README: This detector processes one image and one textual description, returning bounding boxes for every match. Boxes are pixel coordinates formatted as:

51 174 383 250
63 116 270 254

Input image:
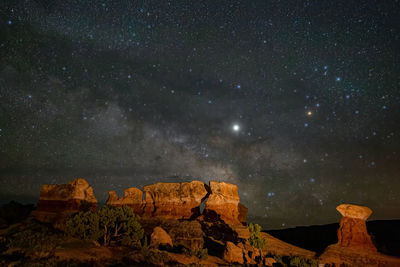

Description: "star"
232 124 240 132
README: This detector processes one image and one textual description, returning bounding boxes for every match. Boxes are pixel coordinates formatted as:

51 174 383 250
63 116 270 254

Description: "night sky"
1 0 399 229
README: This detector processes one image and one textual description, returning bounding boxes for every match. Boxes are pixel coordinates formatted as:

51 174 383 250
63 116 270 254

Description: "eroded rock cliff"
142 181 208 219
32 178 97 224
203 181 247 225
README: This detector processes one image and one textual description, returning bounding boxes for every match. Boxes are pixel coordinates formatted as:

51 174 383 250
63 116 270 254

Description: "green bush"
181 247 208 260
65 211 102 241
248 223 267 249
9 222 61 257
66 205 144 246
193 248 208 260
272 255 318 267
0 201 34 225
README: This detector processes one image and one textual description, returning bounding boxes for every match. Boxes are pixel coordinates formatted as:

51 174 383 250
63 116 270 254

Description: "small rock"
223 241 244 264
150 226 173 248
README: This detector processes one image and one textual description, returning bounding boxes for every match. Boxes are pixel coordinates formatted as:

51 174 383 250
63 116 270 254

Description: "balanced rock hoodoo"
336 204 376 251
319 204 400 267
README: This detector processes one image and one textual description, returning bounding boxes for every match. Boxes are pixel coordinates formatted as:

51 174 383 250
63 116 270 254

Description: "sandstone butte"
32 178 97 224
107 180 247 225
32 178 330 265
319 203 400 267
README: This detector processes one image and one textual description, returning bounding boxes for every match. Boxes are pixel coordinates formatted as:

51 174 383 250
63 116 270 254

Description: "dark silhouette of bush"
9 222 61 258
0 201 34 226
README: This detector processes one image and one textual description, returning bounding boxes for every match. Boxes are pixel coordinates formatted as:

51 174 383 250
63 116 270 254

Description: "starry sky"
1 0 399 229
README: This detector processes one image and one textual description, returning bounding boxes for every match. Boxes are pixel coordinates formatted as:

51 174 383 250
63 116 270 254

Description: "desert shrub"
193 248 208 260
181 247 208 260
66 210 102 242
9 222 61 257
272 255 318 267
0 201 34 225
248 223 267 249
66 205 144 246
141 247 169 265
98 205 144 246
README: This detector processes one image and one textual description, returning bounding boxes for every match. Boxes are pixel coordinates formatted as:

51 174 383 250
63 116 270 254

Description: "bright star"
233 124 240 132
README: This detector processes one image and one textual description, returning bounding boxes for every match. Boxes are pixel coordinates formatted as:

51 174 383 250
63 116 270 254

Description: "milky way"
1 0 399 228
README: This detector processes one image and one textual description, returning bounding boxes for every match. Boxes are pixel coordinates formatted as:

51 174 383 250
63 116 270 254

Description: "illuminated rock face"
203 181 247 225
107 188 144 215
335 204 376 251
33 178 97 223
318 204 400 267
109 180 248 225
142 181 208 219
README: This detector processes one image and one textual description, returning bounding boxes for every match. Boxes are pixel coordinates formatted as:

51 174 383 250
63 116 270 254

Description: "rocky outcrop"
150 226 173 249
142 181 208 219
223 241 244 264
319 204 400 267
335 204 376 251
107 188 144 215
141 218 204 250
108 181 247 225
203 181 247 225
32 178 97 224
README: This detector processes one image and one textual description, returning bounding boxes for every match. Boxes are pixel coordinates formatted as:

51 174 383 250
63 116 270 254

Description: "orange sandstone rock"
204 181 247 225
142 181 208 219
32 178 97 224
335 204 376 251
150 226 173 248
319 204 400 267
106 188 144 215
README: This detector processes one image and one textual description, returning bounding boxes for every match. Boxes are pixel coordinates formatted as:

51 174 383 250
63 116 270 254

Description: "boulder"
264 257 276 266
106 188 144 215
32 178 97 224
141 218 204 250
142 181 208 219
223 241 244 264
150 226 173 248
204 181 247 225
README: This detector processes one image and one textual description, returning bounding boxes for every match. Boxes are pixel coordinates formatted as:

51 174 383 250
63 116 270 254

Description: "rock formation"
203 181 247 225
107 180 247 225
150 226 173 249
319 203 400 267
32 178 97 224
336 204 376 251
107 188 144 215
142 181 208 219
223 241 244 264
141 218 204 250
